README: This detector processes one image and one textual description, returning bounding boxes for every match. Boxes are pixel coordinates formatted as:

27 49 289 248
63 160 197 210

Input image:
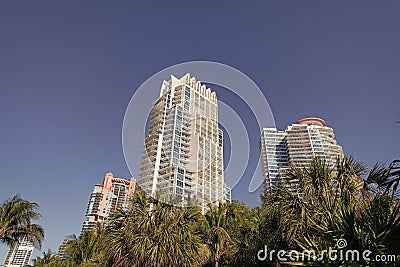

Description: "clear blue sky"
1 0 399 260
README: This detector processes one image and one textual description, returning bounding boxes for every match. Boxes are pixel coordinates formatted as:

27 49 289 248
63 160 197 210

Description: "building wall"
2 237 34 267
81 173 136 232
260 118 343 196
260 128 289 192
57 237 69 260
138 74 230 212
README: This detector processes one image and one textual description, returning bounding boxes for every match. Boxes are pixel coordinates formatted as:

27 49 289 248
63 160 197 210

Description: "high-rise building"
260 117 343 195
2 237 34 267
57 238 68 260
138 74 230 212
57 236 75 260
260 128 289 193
81 172 136 232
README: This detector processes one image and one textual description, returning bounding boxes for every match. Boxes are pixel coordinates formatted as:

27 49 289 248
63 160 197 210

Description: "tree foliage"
0 195 44 249
32 157 400 267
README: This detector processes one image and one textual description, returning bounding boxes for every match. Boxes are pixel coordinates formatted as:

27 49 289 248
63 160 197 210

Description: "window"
185 86 191 94
176 187 183 195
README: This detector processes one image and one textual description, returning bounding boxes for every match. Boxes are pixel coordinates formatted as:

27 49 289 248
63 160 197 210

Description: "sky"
1 0 399 261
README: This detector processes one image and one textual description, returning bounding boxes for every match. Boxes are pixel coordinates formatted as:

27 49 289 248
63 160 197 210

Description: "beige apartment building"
260 118 343 196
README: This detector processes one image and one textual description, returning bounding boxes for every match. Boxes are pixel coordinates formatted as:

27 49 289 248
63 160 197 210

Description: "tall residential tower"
81 172 136 232
2 237 34 267
260 118 343 195
138 74 230 211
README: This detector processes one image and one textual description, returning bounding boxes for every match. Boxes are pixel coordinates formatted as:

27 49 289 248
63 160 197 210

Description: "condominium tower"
138 74 230 211
81 172 136 232
260 117 343 194
2 237 34 267
57 237 69 260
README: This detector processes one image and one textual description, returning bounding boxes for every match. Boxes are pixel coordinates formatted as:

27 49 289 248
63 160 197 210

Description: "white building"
261 118 343 195
260 128 289 192
2 237 34 267
138 74 230 212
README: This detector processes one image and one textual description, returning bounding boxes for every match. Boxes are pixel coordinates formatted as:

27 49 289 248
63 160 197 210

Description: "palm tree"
32 249 61 267
380 159 400 197
203 201 245 267
0 195 44 249
104 191 206 267
221 203 265 267
64 224 109 267
272 157 400 266
261 185 308 266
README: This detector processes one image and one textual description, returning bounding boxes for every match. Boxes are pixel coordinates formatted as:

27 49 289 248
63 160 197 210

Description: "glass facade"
81 173 136 232
260 118 343 196
138 74 230 212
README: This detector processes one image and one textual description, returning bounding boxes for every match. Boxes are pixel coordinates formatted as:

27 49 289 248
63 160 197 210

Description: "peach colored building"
81 172 136 232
